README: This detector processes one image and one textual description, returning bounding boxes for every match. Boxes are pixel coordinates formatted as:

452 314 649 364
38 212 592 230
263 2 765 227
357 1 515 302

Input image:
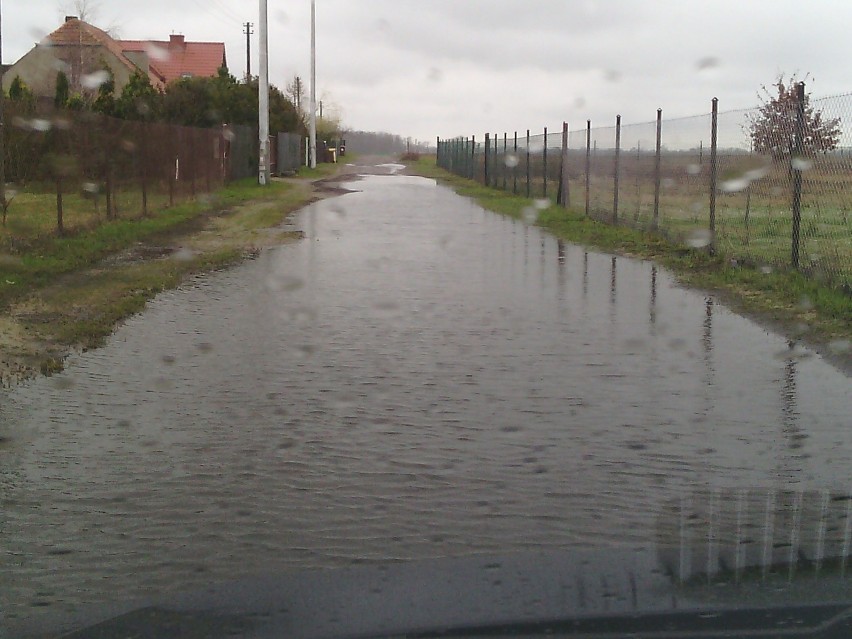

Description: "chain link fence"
438 89 852 291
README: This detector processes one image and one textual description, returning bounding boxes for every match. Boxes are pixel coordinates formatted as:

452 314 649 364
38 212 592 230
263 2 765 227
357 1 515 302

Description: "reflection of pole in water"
702 297 713 360
557 239 565 264
778 352 803 484
582 251 589 299
649 265 657 328
609 256 617 306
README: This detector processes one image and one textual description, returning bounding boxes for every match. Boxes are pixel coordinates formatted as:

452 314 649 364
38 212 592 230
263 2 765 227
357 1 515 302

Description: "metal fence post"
613 114 621 225
502 132 507 191
526 129 531 198
513 131 518 194
585 120 591 217
791 82 805 269
543 126 548 199
471 135 476 180
653 108 662 229
484 132 490 186
559 121 569 208
709 97 718 248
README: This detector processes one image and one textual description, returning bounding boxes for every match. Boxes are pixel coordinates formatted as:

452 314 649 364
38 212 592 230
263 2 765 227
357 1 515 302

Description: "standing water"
2 167 851 630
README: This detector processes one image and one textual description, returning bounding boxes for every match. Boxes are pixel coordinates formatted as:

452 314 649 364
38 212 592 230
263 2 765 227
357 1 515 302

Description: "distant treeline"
342 130 412 155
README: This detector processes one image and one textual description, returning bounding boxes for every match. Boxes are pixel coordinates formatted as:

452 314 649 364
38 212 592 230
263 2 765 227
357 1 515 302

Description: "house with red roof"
2 16 227 100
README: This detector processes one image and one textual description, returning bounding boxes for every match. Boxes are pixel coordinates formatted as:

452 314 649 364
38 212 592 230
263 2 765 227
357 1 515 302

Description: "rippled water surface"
2 169 851 628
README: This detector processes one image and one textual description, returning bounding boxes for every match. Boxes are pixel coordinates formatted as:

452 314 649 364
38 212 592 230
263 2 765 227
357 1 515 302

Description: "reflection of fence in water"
656 488 852 583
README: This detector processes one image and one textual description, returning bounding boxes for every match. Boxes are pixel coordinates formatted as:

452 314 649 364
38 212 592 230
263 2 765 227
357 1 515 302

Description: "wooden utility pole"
244 22 254 81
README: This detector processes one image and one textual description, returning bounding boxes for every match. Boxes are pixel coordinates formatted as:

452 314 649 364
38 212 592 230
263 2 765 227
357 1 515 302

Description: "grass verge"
0 171 336 383
411 156 851 366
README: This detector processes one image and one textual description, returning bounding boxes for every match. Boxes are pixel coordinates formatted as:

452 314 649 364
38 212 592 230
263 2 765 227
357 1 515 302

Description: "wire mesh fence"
438 88 852 291
1 102 256 237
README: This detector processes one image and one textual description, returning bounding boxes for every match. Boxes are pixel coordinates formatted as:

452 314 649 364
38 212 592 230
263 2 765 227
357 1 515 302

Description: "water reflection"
1 172 850 628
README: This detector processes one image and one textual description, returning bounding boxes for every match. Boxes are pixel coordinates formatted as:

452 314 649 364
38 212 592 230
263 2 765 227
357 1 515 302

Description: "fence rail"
438 87 852 291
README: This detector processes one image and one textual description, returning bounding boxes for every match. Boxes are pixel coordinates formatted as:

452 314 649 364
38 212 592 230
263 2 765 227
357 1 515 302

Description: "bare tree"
286 75 303 113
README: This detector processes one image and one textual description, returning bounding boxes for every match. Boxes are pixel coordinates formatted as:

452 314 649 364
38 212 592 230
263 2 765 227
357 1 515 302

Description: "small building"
2 16 226 99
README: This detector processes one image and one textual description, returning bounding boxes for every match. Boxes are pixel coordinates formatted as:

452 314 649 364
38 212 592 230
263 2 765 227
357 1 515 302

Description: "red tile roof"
46 17 147 80
119 35 226 84
44 19 225 88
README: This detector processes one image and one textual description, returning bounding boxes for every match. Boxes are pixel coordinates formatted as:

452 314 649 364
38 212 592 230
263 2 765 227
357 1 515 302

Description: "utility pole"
319 100 323 120
0 0 6 216
309 0 317 169
243 22 254 81
258 1 269 184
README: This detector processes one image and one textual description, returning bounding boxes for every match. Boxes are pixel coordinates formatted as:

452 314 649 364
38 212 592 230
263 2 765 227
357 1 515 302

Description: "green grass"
412 155 852 345
0 179 290 309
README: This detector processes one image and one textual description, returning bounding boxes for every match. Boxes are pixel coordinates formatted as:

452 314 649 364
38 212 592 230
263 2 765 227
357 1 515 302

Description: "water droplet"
31 119 52 133
504 154 519 168
295 344 317 358
760 265 773 274
744 166 769 181
427 67 443 83
82 182 99 196
721 177 750 193
797 296 813 311
685 229 713 248
172 247 195 262
222 128 236 142
691 201 704 213
686 164 701 175
51 377 75 390
196 342 214 353
774 344 813 361
330 205 346 218
81 70 110 90
533 198 550 211
275 10 290 24
161 354 176 365
770 186 784 197
266 274 304 293
145 43 171 62
827 339 850 355
662 178 675 189
521 207 538 224
696 56 719 71
791 157 813 171
604 69 621 82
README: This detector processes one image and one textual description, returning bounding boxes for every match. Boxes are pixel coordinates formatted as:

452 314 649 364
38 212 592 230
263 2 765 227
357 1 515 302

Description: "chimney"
169 34 186 49
65 15 78 22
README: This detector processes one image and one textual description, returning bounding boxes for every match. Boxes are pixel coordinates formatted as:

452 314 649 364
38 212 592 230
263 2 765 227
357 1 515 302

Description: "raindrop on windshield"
81 70 110 90
720 177 750 193
172 248 196 262
827 339 850 355
504 154 519 168
144 43 171 62
686 164 701 175
685 229 713 248
791 157 813 171
696 56 719 70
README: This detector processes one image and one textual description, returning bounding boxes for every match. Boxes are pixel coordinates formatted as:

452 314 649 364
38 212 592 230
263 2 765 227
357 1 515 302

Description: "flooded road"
2 166 851 632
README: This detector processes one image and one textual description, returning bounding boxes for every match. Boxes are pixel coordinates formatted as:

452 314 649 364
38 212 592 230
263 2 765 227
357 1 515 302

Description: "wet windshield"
1 2 851 638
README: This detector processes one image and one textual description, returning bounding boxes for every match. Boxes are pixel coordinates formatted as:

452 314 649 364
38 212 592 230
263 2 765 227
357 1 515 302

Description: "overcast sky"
5 0 852 143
